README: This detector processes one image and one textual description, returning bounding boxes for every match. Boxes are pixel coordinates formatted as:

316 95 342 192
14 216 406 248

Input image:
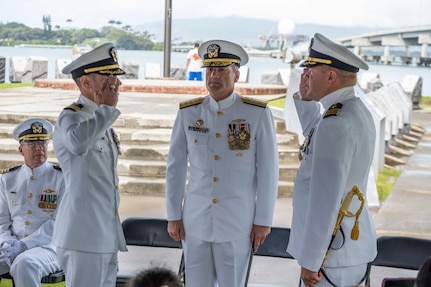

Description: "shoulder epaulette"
53 165 62 171
0 165 22 174
241 97 267 108
64 102 84 112
179 97 205 109
323 103 343 118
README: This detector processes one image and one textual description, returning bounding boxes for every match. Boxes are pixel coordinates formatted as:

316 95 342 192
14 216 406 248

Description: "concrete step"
278 145 300 164
120 144 170 160
117 159 298 182
118 176 294 198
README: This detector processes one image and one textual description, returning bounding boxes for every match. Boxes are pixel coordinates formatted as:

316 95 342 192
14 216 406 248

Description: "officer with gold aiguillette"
287 33 377 287
0 118 64 286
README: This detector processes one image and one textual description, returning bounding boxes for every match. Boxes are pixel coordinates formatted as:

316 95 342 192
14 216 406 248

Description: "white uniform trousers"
183 236 251 287
57 247 118 287
300 263 369 287
8 247 61 287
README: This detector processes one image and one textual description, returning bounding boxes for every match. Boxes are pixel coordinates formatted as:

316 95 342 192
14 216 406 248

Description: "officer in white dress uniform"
0 118 63 286
287 33 377 287
52 43 127 287
166 40 279 287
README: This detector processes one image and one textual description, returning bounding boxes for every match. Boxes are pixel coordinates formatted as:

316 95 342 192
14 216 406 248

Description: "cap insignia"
207 44 220 59
308 38 314 53
31 122 43 134
110 47 118 63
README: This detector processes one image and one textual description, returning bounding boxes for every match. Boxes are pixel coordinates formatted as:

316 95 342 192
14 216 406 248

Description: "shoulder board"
0 165 22 174
64 102 84 112
241 97 267 108
323 103 343 118
179 97 205 109
52 165 62 171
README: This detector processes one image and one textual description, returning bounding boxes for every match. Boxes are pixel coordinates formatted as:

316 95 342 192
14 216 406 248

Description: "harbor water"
1 46 431 95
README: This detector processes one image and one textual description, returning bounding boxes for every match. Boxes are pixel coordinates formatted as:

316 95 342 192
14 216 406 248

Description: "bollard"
122 62 139 79
0 56 5 83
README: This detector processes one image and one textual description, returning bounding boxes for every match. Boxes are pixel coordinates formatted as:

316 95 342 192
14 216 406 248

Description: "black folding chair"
245 227 293 286
116 217 183 287
365 235 431 287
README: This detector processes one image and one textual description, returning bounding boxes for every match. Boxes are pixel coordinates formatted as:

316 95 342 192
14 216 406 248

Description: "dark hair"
416 256 431 287
194 43 199 47
127 267 182 287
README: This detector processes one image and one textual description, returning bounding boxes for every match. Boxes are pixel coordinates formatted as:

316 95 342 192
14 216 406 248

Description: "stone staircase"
0 112 301 198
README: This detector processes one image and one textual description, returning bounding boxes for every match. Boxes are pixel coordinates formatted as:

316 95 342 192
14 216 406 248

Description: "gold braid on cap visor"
18 134 50 141
84 64 122 74
202 58 241 67
304 57 332 65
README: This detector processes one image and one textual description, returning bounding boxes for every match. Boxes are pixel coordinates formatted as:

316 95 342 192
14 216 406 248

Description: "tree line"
0 19 162 51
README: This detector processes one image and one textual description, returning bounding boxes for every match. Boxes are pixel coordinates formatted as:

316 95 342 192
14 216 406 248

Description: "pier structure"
337 25 431 66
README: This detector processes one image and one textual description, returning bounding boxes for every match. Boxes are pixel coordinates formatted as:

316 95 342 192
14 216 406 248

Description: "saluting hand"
94 75 121 107
300 68 312 101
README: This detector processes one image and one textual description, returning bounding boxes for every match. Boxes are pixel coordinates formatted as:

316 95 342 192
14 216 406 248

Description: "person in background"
415 256 431 287
166 39 279 287
0 118 64 286
287 33 377 287
185 42 203 81
52 42 127 287
126 266 183 287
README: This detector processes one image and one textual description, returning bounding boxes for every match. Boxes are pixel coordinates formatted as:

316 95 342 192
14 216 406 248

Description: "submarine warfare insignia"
228 120 251 150
188 119 208 133
299 127 315 161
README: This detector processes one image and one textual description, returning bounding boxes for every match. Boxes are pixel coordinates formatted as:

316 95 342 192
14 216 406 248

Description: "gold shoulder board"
64 102 84 112
241 97 267 108
323 103 343 118
0 165 22 174
179 97 205 109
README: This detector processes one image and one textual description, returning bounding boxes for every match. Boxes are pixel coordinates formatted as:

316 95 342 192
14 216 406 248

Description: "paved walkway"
0 83 430 286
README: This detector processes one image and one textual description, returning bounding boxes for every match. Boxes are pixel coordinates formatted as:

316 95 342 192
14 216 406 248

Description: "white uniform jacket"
0 162 64 250
52 95 127 253
287 86 377 272
166 93 279 243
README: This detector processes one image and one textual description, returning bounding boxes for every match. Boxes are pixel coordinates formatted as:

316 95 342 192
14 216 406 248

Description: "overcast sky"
1 0 430 31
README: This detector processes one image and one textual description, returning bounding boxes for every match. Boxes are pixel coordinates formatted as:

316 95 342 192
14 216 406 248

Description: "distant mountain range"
135 16 380 47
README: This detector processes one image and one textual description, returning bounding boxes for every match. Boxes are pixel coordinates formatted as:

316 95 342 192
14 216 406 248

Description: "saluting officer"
287 33 377 287
0 118 64 286
52 42 126 287
166 39 279 287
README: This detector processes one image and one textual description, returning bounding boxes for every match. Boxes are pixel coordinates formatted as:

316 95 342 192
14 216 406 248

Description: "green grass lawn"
0 83 34 89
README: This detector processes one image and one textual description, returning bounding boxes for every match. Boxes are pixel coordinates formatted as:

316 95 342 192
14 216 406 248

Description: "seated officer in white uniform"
166 40 279 287
287 33 377 287
0 118 64 287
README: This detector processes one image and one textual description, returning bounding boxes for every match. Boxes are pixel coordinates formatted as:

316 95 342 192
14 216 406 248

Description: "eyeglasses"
20 141 49 148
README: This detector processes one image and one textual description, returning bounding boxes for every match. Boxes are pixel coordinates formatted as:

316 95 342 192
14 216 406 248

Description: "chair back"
121 217 182 248
254 227 293 258
373 236 431 269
